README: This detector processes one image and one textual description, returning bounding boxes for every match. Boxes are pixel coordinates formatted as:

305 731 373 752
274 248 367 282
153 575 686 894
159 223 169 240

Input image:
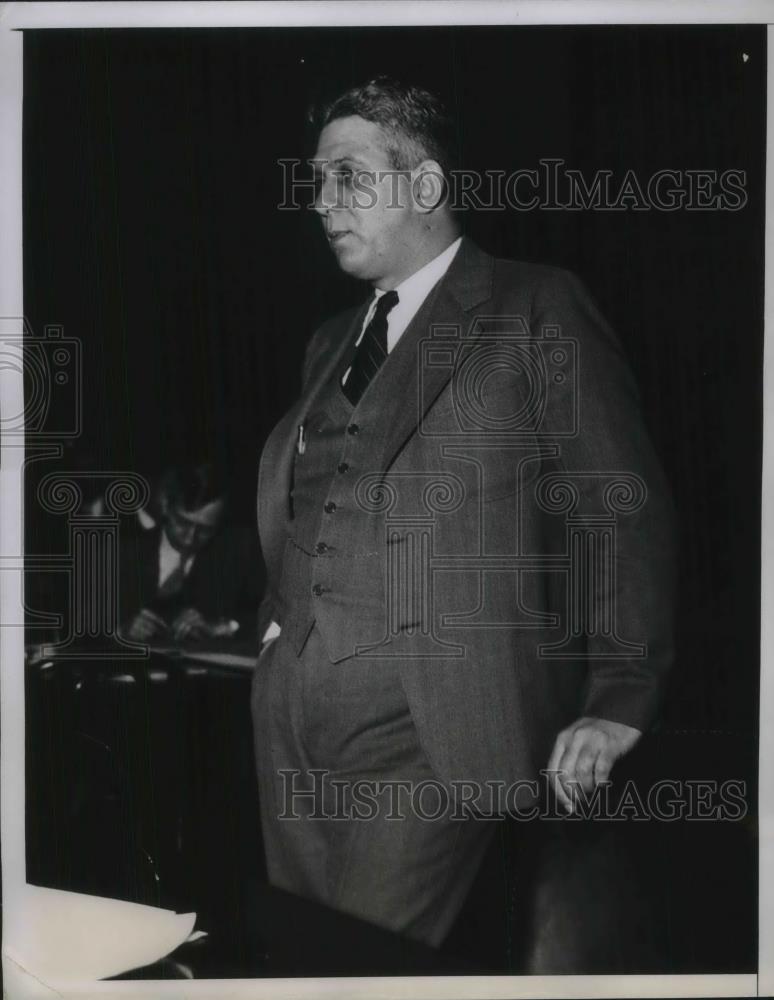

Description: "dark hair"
159 462 227 512
310 76 459 177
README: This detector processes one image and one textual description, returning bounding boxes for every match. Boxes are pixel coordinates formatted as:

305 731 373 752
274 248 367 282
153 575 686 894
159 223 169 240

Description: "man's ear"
411 159 448 213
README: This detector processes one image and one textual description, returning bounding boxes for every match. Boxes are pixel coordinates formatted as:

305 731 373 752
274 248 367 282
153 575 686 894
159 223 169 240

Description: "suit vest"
278 363 393 661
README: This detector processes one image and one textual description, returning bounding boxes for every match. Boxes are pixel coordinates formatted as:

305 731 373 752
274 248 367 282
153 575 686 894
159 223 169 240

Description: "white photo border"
1 3 770 998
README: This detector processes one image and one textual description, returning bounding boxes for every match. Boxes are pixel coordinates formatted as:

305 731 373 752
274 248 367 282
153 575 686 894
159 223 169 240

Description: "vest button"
324 501 337 513
337 462 350 473
315 542 329 554
347 423 359 435
312 584 326 597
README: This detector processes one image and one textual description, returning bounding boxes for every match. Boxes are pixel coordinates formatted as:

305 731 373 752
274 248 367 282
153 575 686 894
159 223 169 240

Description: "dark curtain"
23 24 765 735
22 25 764 975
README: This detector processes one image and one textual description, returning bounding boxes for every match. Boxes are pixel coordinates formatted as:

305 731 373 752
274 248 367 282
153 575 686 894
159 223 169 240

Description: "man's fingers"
558 727 589 790
140 608 166 624
172 608 199 625
552 772 574 814
124 609 163 640
546 732 572 812
174 620 194 640
556 726 608 804
546 718 643 809
171 610 194 635
547 732 567 776
135 608 168 637
546 732 573 812
594 751 614 786
172 609 207 641
547 724 618 811
575 747 599 793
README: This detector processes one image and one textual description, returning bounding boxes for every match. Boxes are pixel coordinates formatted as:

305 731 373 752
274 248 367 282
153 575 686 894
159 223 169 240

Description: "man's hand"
170 607 214 642
122 608 169 642
547 716 642 814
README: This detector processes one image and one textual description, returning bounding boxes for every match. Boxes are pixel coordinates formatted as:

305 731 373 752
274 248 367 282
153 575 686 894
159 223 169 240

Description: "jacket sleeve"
255 534 275 641
230 526 267 640
531 268 678 732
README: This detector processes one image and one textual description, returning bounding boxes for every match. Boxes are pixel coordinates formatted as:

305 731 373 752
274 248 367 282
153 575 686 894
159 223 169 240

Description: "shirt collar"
369 236 462 353
159 529 193 581
373 236 462 311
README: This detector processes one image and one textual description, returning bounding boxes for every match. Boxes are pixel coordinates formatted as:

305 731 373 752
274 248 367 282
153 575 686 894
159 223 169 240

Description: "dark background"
23 25 764 974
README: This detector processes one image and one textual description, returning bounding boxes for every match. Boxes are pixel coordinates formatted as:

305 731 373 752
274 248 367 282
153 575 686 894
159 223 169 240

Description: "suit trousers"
251 624 494 947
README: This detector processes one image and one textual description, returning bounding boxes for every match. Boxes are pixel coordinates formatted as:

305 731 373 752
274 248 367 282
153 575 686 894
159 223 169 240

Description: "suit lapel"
376 237 494 472
301 303 370 416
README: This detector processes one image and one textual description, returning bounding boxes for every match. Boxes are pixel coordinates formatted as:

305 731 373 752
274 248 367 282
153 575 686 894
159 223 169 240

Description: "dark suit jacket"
256 238 676 789
118 521 264 639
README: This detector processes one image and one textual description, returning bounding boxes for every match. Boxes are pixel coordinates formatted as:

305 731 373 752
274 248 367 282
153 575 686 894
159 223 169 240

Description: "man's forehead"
314 115 391 165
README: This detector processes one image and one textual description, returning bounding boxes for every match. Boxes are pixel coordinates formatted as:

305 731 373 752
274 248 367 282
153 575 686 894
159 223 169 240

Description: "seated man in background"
119 462 263 643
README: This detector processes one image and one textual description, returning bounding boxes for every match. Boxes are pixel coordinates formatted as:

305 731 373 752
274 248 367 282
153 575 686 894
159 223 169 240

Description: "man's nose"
314 174 340 216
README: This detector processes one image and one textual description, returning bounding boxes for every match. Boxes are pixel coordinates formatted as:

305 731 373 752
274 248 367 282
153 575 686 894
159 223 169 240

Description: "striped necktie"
343 290 399 406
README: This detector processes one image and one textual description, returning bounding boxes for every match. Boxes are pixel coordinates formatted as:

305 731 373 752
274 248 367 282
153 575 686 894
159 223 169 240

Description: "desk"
26 649 262 938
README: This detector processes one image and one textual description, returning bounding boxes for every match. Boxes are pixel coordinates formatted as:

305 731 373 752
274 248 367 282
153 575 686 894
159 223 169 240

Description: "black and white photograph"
0 3 771 997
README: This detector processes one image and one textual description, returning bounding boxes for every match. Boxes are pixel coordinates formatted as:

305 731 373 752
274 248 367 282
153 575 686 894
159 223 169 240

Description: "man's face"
313 115 421 289
162 497 224 556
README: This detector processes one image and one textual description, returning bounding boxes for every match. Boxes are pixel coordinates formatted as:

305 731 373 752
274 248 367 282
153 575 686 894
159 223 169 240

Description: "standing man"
252 78 675 947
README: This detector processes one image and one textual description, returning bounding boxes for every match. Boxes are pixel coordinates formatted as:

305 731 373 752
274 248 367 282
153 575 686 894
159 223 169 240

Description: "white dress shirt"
158 531 193 588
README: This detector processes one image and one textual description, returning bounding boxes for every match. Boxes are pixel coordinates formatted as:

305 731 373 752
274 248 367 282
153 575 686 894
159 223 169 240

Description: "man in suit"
252 78 676 947
119 462 262 642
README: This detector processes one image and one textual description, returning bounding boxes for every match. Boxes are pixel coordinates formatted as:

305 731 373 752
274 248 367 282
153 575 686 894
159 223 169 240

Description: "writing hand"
122 607 169 642
170 607 213 642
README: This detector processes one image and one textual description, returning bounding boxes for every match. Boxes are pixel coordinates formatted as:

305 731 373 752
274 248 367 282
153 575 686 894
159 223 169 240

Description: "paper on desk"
3 884 197 985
